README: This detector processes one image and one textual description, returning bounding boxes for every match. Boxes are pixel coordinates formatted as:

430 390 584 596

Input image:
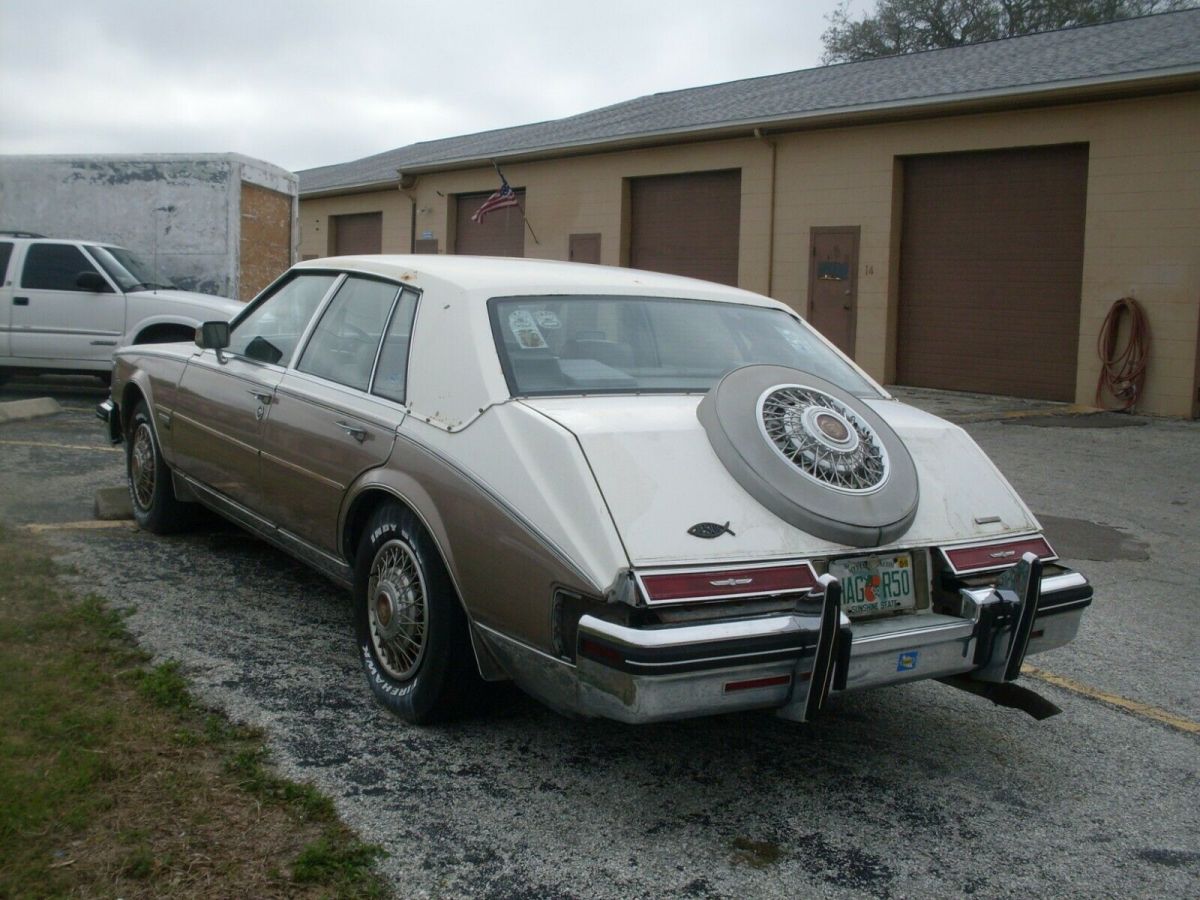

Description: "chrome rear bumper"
570 555 1089 724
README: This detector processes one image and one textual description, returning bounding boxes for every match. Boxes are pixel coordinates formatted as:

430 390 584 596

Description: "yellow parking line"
22 520 136 533
1022 664 1200 735
0 439 121 453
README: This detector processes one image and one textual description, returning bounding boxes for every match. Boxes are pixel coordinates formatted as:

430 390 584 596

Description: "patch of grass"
293 837 385 888
136 660 192 710
0 526 389 898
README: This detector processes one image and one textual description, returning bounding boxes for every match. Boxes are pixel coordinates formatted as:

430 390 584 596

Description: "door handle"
246 390 273 405
335 420 367 443
13 296 29 306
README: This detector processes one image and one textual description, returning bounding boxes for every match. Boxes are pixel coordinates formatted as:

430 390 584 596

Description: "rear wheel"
126 400 194 533
354 502 479 724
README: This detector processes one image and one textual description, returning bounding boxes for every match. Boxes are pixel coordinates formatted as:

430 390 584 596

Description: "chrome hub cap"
130 422 156 510
367 539 427 680
758 385 889 493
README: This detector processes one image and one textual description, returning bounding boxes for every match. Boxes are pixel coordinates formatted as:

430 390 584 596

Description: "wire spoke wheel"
367 539 429 681
758 385 888 493
130 422 157 510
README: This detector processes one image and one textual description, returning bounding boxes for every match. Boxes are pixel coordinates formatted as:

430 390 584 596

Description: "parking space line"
0 439 122 453
22 520 136 533
1022 664 1200 735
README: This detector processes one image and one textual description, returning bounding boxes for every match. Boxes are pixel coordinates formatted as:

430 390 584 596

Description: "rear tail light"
636 562 817 606
940 535 1056 576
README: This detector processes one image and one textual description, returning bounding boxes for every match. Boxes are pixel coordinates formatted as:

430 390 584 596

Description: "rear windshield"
489 295 878 397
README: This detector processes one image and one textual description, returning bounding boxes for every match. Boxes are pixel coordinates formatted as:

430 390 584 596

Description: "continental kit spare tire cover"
697 365 918 547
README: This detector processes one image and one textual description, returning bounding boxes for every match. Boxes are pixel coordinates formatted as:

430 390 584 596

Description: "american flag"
471 175 520 223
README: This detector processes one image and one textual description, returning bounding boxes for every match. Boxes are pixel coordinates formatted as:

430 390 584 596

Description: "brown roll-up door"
331 212 382 255
629 170 741 286
897 145 1088 401
455 190 526 257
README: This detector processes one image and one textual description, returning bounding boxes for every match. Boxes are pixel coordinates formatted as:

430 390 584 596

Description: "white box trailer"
0 153 298 300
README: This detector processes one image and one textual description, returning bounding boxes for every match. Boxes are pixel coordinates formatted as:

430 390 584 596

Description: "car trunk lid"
521 395 1038 567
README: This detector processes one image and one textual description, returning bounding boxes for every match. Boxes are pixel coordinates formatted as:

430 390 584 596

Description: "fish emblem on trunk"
688 521 736 539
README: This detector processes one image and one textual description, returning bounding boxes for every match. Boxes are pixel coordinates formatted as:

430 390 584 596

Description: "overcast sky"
0 1 870 173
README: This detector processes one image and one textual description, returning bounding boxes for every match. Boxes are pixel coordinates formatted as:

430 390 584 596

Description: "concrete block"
93 486 133 521
0 397 62 423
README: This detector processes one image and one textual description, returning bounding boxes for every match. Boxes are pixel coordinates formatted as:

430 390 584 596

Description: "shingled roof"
299 9 1200 196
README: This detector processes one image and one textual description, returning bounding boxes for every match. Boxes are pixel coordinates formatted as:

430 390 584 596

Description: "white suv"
0 231 243 384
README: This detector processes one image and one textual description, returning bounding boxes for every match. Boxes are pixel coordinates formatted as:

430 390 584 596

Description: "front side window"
489 295 878 397
297 277 400 391
88 245 175 292
228 273 338 365
21 244 109 292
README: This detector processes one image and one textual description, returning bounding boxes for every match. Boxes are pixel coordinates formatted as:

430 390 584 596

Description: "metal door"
259 374 397 552
897 145 1088 400
257 276 413 552
11 243 125 362
628 170 741 286
807 228 859 358
569 233 601 264
170 351 284 511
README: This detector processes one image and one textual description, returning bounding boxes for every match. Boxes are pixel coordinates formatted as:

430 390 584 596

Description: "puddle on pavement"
1036 514 1150 562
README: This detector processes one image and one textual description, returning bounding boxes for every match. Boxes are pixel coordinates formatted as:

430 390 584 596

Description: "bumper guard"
575 553 1088 724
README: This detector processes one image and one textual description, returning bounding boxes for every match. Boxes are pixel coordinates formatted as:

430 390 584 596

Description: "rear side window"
372 289 419 404
21 243 108 292
298 276 400 391
0 242 12 283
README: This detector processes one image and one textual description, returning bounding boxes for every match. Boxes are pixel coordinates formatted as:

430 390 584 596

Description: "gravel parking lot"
2 377 1197 899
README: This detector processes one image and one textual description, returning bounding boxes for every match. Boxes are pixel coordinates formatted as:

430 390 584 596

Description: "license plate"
830 552 917 617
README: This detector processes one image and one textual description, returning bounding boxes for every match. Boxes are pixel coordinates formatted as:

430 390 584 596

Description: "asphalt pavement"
1 375 1197 899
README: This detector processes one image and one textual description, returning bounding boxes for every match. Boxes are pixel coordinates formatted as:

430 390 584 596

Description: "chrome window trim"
285 272 347 370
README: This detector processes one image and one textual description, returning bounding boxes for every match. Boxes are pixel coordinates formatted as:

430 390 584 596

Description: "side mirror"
195 321 231 351
76 270 106 292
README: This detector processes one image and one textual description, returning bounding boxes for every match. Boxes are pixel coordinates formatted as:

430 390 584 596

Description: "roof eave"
300 66 1200 196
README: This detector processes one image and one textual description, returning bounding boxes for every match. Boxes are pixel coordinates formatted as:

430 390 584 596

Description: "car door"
10 242 125 362
169 271 341 514
0 240 14 357
259 276 417 552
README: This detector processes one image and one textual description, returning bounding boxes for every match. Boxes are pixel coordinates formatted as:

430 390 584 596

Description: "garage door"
897 145 1088 401
629 170 741 286
331 212 382 255
455 190 526 257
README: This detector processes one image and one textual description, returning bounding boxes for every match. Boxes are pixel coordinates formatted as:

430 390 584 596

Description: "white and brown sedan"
99 256 1091 724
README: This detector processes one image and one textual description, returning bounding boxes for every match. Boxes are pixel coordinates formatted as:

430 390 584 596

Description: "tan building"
299 11 1200 417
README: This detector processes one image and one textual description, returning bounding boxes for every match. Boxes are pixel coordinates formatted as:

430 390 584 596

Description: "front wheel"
354 502 480 724
126 400 193 534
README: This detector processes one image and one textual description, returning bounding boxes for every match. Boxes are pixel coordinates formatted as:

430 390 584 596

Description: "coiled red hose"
1095 297 1149 412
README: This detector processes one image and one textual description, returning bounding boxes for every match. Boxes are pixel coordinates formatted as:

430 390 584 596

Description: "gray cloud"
0 1 850 172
